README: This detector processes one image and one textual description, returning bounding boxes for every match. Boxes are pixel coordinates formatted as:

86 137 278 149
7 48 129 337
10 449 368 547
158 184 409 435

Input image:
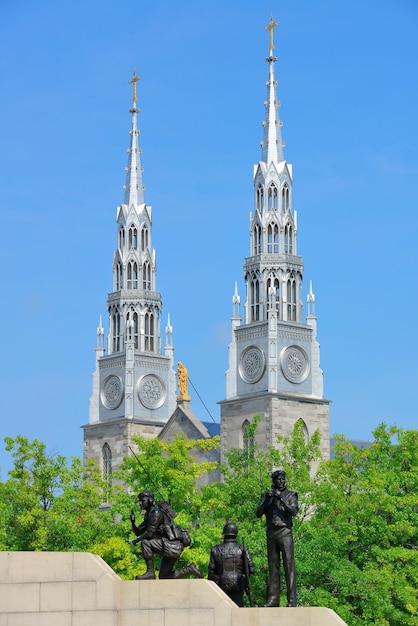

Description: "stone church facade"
82 19 330 480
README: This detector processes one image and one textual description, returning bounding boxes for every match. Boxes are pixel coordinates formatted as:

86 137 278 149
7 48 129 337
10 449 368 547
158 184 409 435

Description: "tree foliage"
0 423 417 625
0 435 117 551
297 424 418 625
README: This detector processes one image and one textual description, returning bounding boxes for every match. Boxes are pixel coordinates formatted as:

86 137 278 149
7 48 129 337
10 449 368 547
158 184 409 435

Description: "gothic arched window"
115 262 123 291
287 277 297 321
128 225 138 249
127 261 138 289
102 443 112 501
112 310 121 352
256 186 264 212
253 224 261 255
267 223 279 253
282 184 290 211
118 226 125 250
143 261 151 290
141 226 149 251
242 420 254 459
267 276 280 314
133 312 139 348
268 184 278 211
296 418 309 444
284 224 293 254
144 311 154 351
250 276 260 321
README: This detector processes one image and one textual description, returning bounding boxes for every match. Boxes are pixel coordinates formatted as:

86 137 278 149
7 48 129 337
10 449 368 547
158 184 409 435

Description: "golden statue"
177 362 190 400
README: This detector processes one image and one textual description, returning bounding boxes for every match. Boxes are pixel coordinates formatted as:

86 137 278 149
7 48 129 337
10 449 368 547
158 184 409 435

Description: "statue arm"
280 491 299 517
131 510 146 537
256 491 270 518
208 547 220 583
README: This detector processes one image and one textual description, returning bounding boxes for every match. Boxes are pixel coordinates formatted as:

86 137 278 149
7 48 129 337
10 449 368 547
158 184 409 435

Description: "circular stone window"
137 374 166 409
239 346 265 383
101 375 124 410
280 346 310 383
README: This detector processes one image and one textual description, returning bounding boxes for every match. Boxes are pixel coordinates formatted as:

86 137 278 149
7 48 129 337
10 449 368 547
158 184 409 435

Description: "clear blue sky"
1 0 417 476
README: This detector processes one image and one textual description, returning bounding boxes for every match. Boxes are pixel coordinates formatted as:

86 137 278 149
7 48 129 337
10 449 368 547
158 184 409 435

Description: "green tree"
0 435 117 551
112 433 221 577
297 424 418 625
216 416 323 606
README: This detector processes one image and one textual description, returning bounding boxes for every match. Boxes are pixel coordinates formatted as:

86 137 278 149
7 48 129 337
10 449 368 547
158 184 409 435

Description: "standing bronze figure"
208 523 255 606
256 470 298 607
130 490 202 579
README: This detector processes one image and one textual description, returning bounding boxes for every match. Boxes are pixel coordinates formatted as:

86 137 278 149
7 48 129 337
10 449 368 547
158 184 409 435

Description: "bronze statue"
256 470 299 607
208 523 255 607
130 490 202 579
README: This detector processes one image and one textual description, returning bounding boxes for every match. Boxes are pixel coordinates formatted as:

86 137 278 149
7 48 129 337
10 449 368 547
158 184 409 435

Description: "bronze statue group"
130 469 298 608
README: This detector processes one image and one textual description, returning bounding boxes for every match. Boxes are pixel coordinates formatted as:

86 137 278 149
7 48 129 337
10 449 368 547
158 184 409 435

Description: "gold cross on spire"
128 70 141 105
265 16 279 51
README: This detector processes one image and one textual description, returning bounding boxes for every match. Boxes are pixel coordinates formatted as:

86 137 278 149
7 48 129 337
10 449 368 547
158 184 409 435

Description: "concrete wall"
0 552 348 626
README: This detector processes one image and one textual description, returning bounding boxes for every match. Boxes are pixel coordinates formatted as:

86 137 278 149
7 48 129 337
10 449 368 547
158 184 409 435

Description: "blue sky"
1 0 417 475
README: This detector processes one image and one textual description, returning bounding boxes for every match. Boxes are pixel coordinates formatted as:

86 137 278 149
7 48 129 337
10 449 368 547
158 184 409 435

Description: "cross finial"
128 70 141 105
265 15 279 52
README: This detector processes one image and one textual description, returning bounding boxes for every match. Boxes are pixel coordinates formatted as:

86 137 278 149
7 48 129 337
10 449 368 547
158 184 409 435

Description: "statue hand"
130 509 136 523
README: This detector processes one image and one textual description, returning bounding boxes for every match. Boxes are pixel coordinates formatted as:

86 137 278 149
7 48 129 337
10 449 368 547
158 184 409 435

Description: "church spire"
261 16 285 165
123 70 145 206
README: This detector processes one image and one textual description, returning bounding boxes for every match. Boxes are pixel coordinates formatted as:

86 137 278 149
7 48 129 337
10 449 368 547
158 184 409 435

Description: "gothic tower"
220 19 330 460
83 72 176 476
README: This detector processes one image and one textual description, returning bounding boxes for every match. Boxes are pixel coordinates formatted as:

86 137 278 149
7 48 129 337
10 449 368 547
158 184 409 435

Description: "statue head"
222 522 238 538
138 490 155 510
271 469 286 490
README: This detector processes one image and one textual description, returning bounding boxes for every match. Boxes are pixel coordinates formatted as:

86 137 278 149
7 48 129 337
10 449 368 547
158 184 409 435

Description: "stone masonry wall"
0 551 348 626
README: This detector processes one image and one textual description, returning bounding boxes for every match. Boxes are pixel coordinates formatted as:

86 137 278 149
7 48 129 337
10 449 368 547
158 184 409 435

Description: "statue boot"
173 562 203 579
136 559 156 580
264 581 280 607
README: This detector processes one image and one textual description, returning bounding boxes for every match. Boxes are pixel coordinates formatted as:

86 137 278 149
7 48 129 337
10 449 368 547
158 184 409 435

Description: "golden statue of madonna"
177 362 190 400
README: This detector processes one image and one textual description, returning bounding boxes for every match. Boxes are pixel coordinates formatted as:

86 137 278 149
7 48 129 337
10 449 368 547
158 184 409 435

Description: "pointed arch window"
268 184 278 211
144 310 155 352
126 310 139 348
267 276 280 314
253 224 261 255
296 418 309 444
285 224 293 254
111 310 122 352
242 420 255 459
128 225 138 249
256 186 264 213
282 184 290 211
141 226 149 251
250 276 260 322
127 261 138 289
133 312 139 348
102 443 112 501
118 226 125 250
115 262 123 291
142 261 151 290
267 223 279 254
287 277 297 321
